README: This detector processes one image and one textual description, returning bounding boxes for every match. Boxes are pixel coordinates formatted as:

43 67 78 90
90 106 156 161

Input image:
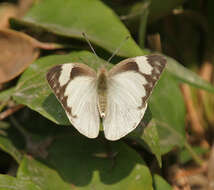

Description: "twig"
181 84 206 138
0 104 24 120
198 61 213 103
34 40 67 50
198 61 214 126
199 61 213 82
183 163 207 177
207 143 214 190
147 33 162 52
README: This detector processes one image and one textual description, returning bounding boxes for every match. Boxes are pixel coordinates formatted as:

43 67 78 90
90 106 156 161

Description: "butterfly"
46 54 166 141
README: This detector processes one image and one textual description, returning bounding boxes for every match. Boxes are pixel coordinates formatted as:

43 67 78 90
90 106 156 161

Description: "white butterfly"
46 55 166 141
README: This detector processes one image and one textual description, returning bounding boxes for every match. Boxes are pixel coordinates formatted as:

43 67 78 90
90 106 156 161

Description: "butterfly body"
97 67 108 118
46 55 166 140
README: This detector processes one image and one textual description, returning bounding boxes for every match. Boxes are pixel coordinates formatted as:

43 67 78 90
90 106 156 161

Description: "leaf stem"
184 141 204 166
0 104 24 120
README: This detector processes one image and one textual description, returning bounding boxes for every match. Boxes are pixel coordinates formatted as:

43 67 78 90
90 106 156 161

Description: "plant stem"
184 141 204 166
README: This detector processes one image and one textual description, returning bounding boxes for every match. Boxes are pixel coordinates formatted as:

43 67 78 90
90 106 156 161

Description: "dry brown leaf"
0 29 63 84
17 0 35 17
0 3 18 28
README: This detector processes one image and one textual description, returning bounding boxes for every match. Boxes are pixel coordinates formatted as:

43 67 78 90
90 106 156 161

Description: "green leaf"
150 72 186 154
0 135 23 163
17 135 153 190
17 155 71 190
0 87 15 102
166 56 214 93
0 174 41 190
11 0 145 57
153 174 172 190
129 119 162 168
0 87 16 112
141 121 161 166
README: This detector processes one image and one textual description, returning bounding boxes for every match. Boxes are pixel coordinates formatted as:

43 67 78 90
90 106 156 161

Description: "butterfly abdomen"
97 68 108 118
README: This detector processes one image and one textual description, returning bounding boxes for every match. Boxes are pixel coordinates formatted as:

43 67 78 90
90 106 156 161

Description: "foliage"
0 0 213 190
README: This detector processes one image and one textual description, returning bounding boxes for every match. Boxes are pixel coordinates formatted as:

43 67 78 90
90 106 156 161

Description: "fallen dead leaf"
0 29 63 84
0 3 18 28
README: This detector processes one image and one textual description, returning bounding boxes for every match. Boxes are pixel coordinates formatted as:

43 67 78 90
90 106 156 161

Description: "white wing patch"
59 64 74 86
135 56 153 74
103 71 147 140
64 76 100 138
46 63 100 139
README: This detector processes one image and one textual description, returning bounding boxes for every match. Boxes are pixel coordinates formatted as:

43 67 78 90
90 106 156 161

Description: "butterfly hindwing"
103 55 166 140
46 63 100 138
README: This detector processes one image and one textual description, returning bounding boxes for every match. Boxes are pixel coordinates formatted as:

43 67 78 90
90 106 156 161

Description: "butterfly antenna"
82 32 99 62
107 36 130 63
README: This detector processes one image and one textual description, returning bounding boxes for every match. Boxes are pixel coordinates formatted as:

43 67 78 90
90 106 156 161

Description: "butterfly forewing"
103 54 166 140
46 63 100 138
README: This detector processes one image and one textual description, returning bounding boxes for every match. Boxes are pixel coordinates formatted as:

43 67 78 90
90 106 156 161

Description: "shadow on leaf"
46 134 150 186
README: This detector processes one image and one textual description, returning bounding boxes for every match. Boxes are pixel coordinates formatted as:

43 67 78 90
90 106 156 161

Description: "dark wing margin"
139 54 166 107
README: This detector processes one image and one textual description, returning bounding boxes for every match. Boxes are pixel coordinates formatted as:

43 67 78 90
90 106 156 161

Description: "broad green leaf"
17 155 71 190
0 87 15 112
0 174 41 190
150 72 186 154
11 0 145 57
153 174 172 190
166 56 214 93
129 119 162 167
0 135 23 163
17 135 153 190
141 122 161 166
